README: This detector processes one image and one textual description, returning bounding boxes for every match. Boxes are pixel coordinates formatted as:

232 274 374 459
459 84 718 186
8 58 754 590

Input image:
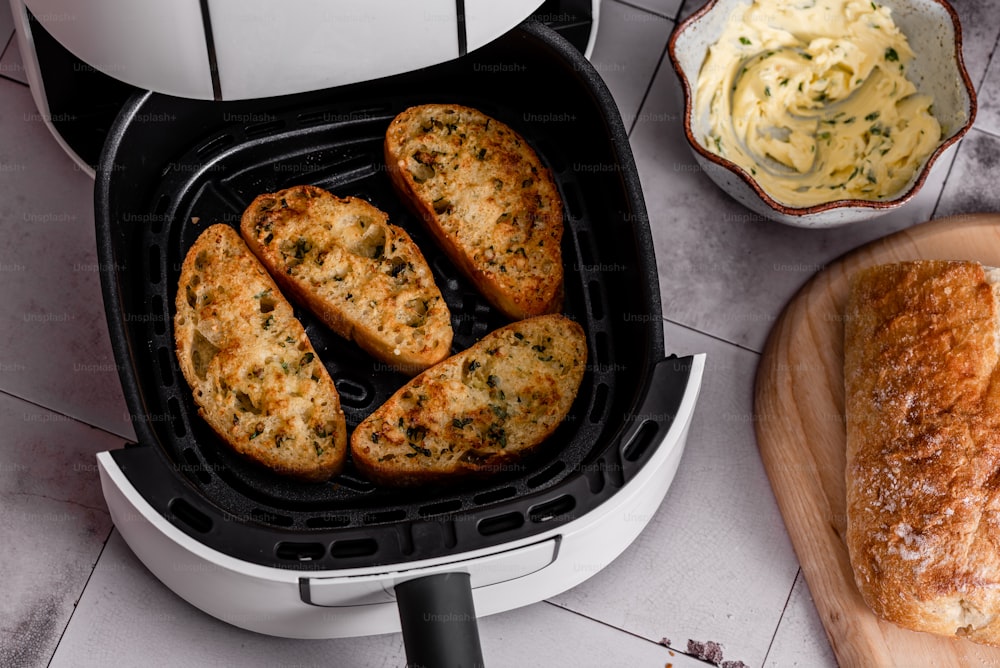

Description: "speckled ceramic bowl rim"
667 0 978 218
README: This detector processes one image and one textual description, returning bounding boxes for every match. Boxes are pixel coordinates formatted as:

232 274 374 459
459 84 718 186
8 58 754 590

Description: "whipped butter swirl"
695 0 941 208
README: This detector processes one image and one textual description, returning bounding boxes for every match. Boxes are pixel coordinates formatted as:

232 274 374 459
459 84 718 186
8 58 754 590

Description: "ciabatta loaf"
351 314 586 486
174 224 347 482
845 259 1000 645
241 185 452 374
384 104 564 320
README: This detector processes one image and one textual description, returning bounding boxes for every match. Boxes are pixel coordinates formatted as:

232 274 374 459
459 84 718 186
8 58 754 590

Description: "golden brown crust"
384 104 563 320
240 185 452 374
845 259 1000 645
350 314 586 486
174 224 347 482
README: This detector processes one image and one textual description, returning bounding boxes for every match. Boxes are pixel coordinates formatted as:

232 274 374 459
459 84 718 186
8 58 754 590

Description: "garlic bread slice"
351 314 586 486
241 185 452 374
384 104 564 320
174 224 347 482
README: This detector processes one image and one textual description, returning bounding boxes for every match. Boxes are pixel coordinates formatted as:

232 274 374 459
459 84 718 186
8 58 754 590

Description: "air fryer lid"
96 21 693 574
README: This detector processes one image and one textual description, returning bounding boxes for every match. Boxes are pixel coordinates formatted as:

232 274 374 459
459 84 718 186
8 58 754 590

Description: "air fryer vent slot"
168 498 212 533
276 541 325 561
147 245 161 283
418 499 463 517
331 538 378 558
195 134 235 159
296 110 329 127
622 421 659 463
333 377 371 407
432 255 460 284
151 295 166 335
576 229 594 268
182 447 210 484
563 182 583 220
364 509 407 525
587 280 604 320
584 466 605 494
157 346 173 386
529 494 576 523
167 397 186 437
244 119 285 138
151 194 170 233
331 475 374 493
595 331 610 365
251 508 293 527
305 515 351 529
589 383 609 423
478 511 524 536
527 460 566 488
473 487 517 505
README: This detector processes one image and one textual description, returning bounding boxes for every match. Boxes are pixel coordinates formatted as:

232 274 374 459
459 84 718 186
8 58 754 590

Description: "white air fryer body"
14 0 557 100
9 0 600 173
97 355 704 639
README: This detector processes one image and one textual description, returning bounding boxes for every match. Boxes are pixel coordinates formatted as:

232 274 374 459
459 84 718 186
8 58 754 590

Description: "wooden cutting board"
754 213 1000 667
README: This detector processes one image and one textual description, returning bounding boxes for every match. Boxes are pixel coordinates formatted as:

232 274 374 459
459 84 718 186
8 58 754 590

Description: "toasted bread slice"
384 104 564 320
241 185 452 374
351 314 586 486
174 224 347 482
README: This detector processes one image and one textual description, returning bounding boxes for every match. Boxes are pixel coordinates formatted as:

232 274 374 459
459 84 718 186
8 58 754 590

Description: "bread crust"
174 224 347 482
350 314 586 486
384 104 563 320
240 185 452 374
845 259 1000 645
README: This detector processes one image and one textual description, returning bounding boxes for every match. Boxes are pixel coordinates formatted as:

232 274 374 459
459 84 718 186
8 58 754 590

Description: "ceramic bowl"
668 0 977 228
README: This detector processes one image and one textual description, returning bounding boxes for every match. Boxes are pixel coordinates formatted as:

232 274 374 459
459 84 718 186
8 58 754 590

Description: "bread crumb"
687 639 724 664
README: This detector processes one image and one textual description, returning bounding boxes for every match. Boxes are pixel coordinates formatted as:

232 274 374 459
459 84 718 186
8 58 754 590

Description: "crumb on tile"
687 639 724 665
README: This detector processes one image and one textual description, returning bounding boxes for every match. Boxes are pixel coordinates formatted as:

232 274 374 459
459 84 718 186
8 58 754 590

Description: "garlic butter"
694 0 941 208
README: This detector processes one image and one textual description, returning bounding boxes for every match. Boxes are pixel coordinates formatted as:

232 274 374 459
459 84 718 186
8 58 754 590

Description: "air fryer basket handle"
395 572 485 668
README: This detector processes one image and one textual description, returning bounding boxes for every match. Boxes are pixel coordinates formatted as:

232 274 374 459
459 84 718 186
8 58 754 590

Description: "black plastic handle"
395 572 485 668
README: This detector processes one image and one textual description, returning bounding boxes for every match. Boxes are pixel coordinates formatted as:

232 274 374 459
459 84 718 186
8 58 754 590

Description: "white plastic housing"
10 0 599 174
18 0 546 100
97 355 704 639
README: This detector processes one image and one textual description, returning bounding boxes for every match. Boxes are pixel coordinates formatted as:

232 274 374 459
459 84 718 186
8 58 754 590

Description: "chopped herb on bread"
174 224 347 482
351 314 586 486
241 185 452 374
384 104 564 320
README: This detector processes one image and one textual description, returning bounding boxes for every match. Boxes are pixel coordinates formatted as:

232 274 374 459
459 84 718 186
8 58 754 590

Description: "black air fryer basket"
96 20 695 664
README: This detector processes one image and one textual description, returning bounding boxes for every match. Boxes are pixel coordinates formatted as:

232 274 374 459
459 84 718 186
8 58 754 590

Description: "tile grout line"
931 24 1000 218
0 32 28 88
627 36 671 138
0 31 28 87
45 527 116 668
663 316 762 356
0 30 14 58
759 567 803 667
610 0 674 22
540 599 720 666
928 134 967 220
974 23 1000 93
0 72 28 87
600 0 673 139
0 385 132 443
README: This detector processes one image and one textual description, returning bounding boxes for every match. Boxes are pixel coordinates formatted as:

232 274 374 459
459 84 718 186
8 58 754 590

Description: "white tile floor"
2 0 999 666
